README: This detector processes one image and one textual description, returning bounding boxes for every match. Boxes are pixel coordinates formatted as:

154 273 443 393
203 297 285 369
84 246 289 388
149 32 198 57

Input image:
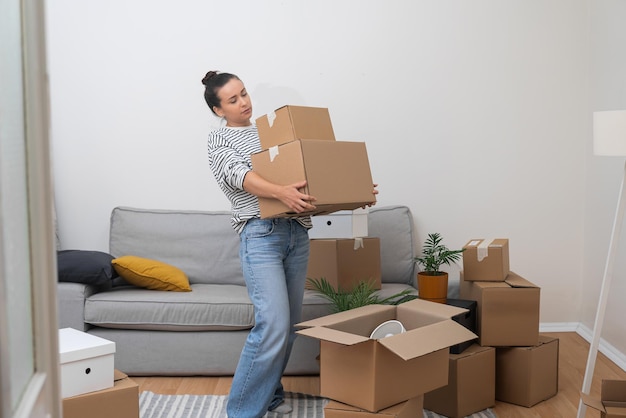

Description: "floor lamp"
577 109 626 418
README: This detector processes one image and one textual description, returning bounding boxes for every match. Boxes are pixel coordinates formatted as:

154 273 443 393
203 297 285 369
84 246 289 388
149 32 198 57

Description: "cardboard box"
251 140 376 218
62 370 139 418
324 396 423 417
446 298 478 354
58 327 116 398
582 380 626 418
462 239 510 281
495 335 559 407
256 105 335 149
459 271 540 347
306 238 381 291
296 298 477 412
424 344 495 418
309 208 369 239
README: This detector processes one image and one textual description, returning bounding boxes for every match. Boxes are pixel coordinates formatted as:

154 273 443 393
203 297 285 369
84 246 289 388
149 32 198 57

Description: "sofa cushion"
368 205 417 285
109 207 244 286
85 284 254 331
112 255 191 292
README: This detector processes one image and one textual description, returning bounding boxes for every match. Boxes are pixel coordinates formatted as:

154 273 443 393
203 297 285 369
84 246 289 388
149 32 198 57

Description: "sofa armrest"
57 282 106 331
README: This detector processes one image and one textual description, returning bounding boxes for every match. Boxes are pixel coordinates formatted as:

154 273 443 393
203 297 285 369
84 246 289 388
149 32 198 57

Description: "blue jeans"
226 218 310 418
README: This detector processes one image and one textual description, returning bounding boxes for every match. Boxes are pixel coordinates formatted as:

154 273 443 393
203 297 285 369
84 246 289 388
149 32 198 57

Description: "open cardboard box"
296 298 477 412
582 380 626 417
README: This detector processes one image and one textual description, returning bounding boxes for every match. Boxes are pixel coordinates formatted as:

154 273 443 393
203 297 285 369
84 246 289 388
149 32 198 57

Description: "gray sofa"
57 205 420 376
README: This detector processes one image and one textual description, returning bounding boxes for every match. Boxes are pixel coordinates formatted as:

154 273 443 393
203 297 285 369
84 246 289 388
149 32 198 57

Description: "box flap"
378 320 477 361
581 392 606 412
398 297 468 319
296 304 393 328
296 325 370 345
504 271 538 288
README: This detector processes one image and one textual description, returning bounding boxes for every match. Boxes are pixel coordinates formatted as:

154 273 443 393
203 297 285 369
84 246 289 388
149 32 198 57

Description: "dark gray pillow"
57 250 118 285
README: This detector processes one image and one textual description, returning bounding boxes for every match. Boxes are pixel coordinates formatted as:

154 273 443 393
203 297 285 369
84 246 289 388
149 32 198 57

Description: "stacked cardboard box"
297 298 478 416
456 239 559 409
59 328 139 418
253 105 376 218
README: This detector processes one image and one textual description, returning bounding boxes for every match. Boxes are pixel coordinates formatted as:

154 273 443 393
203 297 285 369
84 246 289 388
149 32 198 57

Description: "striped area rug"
139 391 497 417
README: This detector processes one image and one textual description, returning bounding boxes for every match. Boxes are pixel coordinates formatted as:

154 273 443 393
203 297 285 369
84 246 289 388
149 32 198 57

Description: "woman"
202 70 377 417
202 70 316 417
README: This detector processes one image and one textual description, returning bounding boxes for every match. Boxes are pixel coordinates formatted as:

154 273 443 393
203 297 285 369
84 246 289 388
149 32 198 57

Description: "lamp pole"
577 160 626 418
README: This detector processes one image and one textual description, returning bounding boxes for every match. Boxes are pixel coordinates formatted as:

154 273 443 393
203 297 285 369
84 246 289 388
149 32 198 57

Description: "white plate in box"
310 208 368 239
58 328 116 398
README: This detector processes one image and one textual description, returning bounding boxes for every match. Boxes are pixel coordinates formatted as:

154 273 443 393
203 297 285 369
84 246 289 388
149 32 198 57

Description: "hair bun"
201 71 219 86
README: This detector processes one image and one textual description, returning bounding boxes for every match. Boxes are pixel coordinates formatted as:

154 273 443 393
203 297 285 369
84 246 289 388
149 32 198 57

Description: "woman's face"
214 78 253 127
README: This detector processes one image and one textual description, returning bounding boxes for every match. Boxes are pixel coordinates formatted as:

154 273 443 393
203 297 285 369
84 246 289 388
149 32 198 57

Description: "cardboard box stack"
254 105 380 292
59 328 139 418
306 208 381 292
253 105 376 219
454 238 559 409
297 298 478 416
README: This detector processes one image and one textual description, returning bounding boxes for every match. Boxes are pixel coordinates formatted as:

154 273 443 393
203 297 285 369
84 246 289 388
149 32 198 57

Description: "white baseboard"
540 322 580 332
539 322 626 372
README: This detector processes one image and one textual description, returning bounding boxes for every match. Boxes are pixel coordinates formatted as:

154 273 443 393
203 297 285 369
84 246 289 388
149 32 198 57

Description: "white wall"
47 1 625 355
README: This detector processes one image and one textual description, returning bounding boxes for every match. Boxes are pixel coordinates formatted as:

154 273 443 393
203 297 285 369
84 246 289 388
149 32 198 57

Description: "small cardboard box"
582 380 626 418
324 395 423 417
251 140 376 218
306 238 381 291
424 344 495 418
459 271 540 347
256 105 335 149
62 370 139 418
296 298 477 412
58 327 116 398
462 239 510 281
495 335 559 407
446 299 478 354
309 208 369 239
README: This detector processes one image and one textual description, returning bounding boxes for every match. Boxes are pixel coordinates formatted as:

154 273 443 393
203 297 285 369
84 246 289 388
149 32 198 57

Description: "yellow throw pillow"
112 255 191 292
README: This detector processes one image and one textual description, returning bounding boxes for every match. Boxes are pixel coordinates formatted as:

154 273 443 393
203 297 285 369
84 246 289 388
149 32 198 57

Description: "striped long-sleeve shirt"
207 124 311 233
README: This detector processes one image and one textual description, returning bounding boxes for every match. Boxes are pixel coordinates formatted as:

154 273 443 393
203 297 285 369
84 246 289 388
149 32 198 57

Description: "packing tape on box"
267 111 276 128
269 146 279 162
477 238 495 262
353 237 364 250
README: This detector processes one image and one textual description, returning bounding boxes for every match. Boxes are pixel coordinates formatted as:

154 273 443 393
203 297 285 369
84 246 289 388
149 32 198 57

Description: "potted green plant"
414 232 465 303
306 278 417 313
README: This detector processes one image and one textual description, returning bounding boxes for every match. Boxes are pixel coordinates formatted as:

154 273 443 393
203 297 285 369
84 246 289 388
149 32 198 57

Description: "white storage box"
309 208 368 239
58 328 116 399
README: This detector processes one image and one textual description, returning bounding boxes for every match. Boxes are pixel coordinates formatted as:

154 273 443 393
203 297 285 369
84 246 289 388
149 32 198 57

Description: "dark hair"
201 71 240 116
